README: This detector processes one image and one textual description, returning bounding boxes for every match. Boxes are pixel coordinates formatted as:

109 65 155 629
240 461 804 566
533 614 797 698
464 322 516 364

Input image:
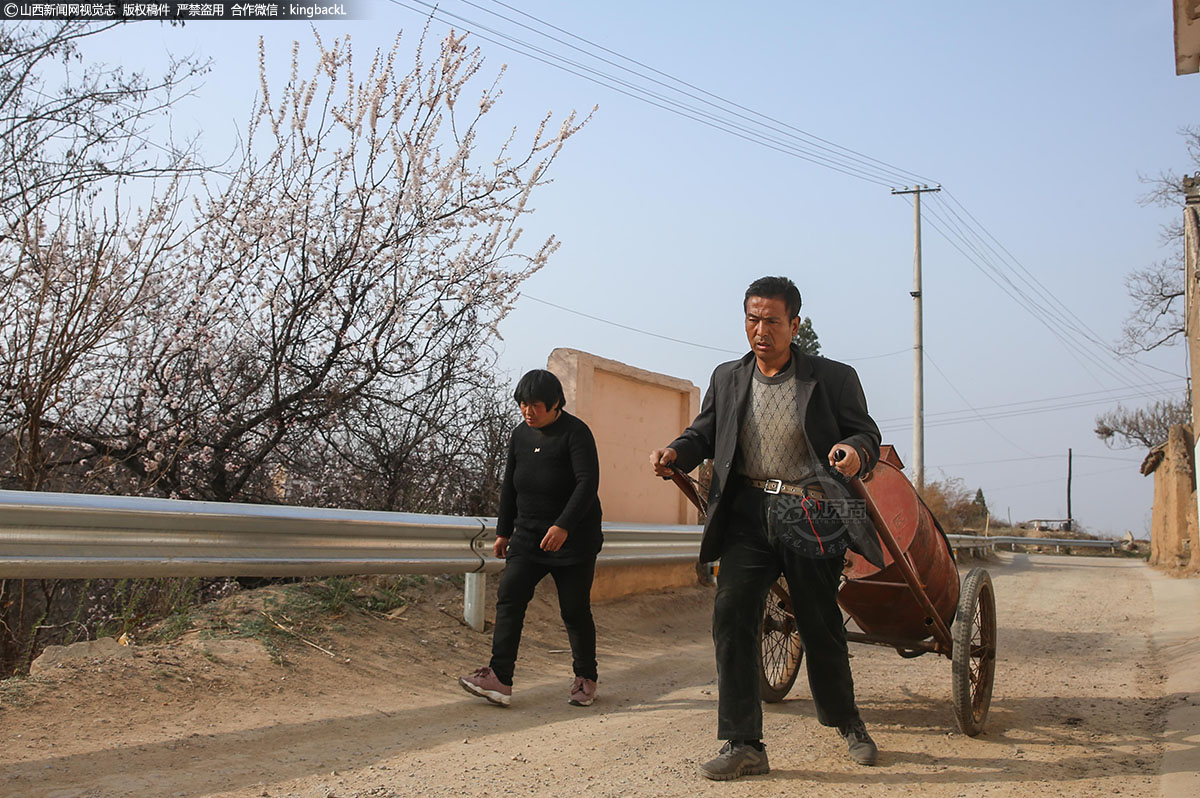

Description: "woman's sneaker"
568 677 597 706
458 666 512 707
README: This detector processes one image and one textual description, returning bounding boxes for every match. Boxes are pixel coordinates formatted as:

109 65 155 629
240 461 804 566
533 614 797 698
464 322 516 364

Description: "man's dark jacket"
668 343 884 566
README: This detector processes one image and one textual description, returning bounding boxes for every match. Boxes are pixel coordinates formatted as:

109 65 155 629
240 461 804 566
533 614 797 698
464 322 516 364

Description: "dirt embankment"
1 552 1195 798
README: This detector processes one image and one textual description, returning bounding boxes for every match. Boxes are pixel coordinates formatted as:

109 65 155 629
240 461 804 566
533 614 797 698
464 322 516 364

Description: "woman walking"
459 369 603 707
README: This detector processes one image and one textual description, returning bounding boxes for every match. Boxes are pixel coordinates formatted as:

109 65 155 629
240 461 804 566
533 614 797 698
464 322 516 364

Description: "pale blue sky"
75 2 1197 535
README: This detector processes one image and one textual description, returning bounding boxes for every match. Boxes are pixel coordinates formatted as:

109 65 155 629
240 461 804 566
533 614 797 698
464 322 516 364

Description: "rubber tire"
951 567 997 736
759 576 804 703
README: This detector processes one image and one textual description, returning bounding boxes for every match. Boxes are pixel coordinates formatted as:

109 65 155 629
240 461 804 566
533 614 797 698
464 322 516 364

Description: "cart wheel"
952 567 997 736
759 577 803 703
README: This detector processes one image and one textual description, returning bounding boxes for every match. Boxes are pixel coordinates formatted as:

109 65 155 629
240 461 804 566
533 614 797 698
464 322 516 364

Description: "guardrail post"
464 572 486 632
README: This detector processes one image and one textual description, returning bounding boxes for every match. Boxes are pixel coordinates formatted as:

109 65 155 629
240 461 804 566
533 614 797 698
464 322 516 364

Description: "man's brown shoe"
839 719 878 766
698 742 769 781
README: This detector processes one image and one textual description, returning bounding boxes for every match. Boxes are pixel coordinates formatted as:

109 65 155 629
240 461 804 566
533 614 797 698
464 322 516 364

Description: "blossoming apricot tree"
0 26 587 674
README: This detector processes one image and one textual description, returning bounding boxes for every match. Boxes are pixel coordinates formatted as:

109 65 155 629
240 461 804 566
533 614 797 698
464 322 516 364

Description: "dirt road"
1 552 1195 797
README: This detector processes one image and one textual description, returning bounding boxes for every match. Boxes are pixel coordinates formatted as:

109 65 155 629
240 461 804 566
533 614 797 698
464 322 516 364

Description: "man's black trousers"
714 487 861 740
489 554 598 686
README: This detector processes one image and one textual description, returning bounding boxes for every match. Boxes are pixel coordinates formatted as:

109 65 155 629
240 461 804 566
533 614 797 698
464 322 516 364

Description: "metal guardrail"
0 489 497 579
947 534 1120 551
0 489 1120 580
1 489 1127 630
0 489 704 631
0 490 704 578
596 521 705 563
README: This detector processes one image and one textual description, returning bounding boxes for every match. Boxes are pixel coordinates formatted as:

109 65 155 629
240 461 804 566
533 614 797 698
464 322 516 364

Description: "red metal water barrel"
838 460 960 643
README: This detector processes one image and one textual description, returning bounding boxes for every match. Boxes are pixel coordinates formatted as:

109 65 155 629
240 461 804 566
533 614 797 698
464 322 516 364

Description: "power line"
873 378 1184 425
1074 454 1145 461
470 0 935 185
941 190 1133 359
876 386 1182 433
523 291 1177 432
846 348 912 362
387 0 914 185
907 196 1163 400
924 348 1033 456
385 1 1174 409
909 197 1120 388
985 463 1135 493
523 294 912 363
523 294 742 354
930 453 1140 468
932 454 1061 468
931 191 1169 389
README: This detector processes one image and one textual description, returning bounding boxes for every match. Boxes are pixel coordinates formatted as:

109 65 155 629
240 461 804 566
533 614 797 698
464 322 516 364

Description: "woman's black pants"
489 555 597 686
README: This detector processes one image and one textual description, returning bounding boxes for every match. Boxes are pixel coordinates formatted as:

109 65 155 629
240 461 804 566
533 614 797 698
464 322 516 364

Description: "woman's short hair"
513 369 566 411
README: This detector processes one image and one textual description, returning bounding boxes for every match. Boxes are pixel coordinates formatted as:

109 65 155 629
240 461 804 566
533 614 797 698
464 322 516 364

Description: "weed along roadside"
174 575 460 668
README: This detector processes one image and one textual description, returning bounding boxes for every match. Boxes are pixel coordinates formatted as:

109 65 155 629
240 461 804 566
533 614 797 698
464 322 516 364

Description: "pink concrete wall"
547 348 700 525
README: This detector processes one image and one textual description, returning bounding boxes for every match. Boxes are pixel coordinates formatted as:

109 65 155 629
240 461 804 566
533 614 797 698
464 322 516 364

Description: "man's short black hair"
744 276 802 320
513 369 565 411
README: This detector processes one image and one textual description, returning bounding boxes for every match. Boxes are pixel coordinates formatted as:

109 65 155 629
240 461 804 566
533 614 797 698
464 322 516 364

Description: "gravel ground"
0 551 1193 798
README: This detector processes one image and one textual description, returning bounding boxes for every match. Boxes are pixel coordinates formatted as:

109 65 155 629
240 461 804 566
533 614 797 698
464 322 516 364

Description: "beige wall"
547 348 702 599
1149 424 1200 573
1188 204 1200 571
1187 205 1199 434
548 348 700 525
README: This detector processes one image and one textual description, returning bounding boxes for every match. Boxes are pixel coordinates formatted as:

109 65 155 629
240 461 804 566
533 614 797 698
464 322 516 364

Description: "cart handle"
666 464 707 514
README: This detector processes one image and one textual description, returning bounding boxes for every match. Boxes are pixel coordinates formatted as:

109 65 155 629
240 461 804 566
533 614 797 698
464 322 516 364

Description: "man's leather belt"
745 478 825 499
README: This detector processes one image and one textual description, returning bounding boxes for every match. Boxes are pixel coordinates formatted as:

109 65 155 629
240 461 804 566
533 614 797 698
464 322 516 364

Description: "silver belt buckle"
763 479 782 495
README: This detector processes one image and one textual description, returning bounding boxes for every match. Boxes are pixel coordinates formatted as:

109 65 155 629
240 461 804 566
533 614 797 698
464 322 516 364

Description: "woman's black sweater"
496 410 603 564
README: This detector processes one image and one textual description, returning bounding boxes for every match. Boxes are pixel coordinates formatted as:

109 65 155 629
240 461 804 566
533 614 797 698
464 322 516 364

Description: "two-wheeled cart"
675 450 998 736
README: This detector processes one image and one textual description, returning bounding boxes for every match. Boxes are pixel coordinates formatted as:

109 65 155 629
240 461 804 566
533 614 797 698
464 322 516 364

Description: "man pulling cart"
651 275 998 781
650 275 884 780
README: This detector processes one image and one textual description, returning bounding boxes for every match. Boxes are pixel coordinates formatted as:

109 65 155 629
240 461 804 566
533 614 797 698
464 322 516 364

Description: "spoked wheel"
759 576 803 703
952 567 997 735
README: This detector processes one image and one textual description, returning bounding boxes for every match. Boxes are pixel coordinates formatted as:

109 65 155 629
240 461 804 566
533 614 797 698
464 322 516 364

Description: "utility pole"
1185 173 1200 434
1182 173 1199 570
891 184 940 492
1066 448 1073 531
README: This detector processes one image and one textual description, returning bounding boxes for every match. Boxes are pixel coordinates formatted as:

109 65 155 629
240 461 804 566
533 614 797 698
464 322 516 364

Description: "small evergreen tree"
793 316 821 355
969 488 989 527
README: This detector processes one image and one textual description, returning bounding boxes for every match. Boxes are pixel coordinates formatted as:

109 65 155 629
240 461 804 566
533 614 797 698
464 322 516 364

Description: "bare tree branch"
1094 398 1190 450
1119 125 1200 355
